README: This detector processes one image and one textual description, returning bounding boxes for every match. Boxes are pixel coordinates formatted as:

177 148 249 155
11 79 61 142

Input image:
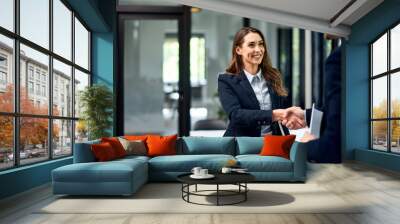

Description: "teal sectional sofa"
52 137 307 196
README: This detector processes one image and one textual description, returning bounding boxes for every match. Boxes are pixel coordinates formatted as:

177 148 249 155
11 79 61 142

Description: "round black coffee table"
177 173 255 206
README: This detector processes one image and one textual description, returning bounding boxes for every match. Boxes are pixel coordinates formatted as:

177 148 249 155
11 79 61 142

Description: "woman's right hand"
273 107 306 130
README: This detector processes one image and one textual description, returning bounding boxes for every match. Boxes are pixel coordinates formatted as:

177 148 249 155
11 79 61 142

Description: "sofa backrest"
74 139 100 163
235 137 263 155
74 136 253 163
179 137 235 155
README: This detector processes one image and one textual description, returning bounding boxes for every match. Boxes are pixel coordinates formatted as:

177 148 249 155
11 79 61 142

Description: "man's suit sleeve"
305 109 312 126
218 76 273 127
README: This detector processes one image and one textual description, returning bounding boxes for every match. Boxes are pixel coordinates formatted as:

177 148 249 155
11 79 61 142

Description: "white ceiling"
120 0 384 37
223 0 352 22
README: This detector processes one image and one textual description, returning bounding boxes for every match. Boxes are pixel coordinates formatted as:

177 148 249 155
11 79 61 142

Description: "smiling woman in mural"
218 27 305 137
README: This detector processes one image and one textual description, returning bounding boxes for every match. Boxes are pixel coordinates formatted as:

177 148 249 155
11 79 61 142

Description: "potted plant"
79 84 113 140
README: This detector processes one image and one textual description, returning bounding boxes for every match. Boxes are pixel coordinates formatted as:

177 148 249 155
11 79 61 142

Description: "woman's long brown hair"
226 27 288 96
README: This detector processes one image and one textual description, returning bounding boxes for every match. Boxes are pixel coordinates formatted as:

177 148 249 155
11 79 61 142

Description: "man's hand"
281 106 306 130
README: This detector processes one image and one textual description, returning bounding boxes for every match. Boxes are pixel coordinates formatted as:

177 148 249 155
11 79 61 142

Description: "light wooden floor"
1 162 400 224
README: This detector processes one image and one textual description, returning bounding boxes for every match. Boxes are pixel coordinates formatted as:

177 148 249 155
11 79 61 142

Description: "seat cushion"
236 155 293 172
52 159 147 183
149 154 235 172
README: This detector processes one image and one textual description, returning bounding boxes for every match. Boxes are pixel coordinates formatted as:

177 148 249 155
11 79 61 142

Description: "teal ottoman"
52 157 148 196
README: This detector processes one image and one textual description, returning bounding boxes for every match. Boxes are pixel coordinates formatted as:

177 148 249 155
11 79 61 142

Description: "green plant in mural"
79 84 113 140
212 92 227 121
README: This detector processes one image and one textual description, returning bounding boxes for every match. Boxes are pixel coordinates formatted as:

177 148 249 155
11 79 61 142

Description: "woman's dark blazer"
218 70 289 137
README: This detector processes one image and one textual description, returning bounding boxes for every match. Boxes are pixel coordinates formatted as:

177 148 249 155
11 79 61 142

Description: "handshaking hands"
272 106 306 130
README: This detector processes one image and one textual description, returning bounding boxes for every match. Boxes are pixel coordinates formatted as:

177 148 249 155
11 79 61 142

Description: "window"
0 55 7 67
35 70 41 81
0 0 14 32
53 0 72 60
29 67 34 80
0 34 14 113
28 81 34 94
370 23 400 154
20 0 49 49
162 34 206 86
0 0 91 170
53 59 72 117
0 54 8 87
36 83 41 95
74 69 89 119
75 17 89 70
42 85 46 97
0 71 6 85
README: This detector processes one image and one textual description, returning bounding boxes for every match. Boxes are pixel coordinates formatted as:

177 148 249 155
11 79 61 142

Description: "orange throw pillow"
259 135 296 159
146 134 177 157
101 137 127 158
91 142 117 161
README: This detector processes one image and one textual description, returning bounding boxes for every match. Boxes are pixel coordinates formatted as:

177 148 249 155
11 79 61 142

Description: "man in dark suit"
285 44 342 163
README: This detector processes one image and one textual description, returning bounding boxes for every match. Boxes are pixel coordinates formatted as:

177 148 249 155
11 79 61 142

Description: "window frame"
369 20 400 154
0 0 92 171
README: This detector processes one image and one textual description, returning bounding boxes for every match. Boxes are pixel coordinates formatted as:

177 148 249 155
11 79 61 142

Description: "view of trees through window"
0 0 90 170
371 23 400 153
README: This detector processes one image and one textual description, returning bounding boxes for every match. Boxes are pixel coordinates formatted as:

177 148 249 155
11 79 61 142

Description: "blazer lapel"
238 71 260 109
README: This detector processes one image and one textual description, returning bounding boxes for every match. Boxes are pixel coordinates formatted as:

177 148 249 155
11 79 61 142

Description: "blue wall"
0 0 116 200
91 0 116 135
0 158 72 199
345 0 400 171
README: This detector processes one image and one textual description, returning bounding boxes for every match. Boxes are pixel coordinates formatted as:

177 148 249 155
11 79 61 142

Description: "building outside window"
41 73 46 82
28 67 34 80
0 71 6 84
35 70 40 81
370 23 400 154
0 54 6 67
42 85 46 97
35 83 40 95
0 55 7 88
28 81 34 94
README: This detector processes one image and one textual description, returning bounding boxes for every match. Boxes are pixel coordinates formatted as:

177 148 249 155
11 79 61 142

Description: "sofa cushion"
236 137 264 155
101 137 127 158
118 137 147 156
91 142 118 161
236 155 293 172
115 155 150 163
148 154 235 172
260 135 296 159
181 137 235 155
147 134 177 157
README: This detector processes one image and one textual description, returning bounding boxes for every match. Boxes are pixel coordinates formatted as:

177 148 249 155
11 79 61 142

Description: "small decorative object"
221 167 232 173
225 159 238 168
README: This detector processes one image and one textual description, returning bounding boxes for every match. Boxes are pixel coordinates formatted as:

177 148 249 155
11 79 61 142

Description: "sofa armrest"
289 142 307 181
73 140 100 163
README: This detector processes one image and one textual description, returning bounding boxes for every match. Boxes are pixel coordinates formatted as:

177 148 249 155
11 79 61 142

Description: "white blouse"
244 69 272 135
